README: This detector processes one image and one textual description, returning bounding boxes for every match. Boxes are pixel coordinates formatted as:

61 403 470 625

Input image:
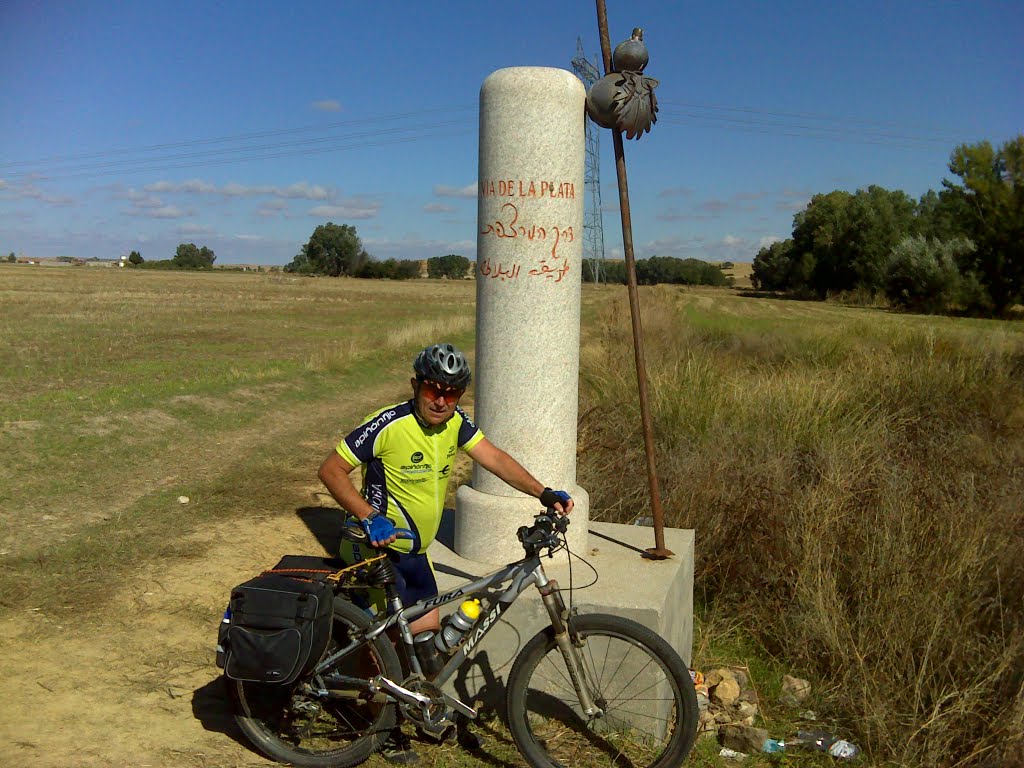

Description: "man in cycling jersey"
319 342 572 631
318 342 572 762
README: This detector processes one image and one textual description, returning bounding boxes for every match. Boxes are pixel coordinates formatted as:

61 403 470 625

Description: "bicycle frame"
314 551 550 689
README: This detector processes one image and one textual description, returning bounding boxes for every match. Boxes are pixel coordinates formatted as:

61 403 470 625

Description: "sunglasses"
418 379 465 404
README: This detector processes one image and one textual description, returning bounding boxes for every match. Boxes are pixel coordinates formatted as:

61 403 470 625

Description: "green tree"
752 239 798 290
6 252 15 263
427 254 470 279
172 243 215 269
844 185 917 293
942 136 1024 312
394 260 421 280
885 235 973 314
288 222 367 277
791 190 854 296
791 186 915 297
128 250 143 266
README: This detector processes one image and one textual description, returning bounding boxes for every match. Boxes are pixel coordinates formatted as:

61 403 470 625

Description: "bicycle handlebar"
516 511 570 555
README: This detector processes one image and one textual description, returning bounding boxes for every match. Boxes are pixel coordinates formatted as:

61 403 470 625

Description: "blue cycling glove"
539 488 572 511
361 512 414 547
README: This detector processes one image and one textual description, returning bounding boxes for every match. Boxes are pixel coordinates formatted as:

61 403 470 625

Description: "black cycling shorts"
386 550 437 607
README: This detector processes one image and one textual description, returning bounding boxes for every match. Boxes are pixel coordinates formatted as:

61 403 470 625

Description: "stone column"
455 67 590 564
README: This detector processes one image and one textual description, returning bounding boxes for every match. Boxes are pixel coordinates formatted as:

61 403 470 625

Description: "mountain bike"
224 511 698 768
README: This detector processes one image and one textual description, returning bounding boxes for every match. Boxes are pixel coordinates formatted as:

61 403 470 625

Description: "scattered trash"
797 730 861 760
800 710 819 721
177 495 190 504
828 740 860 759
719 747 748 761
632 516 654 527
762 738 786 753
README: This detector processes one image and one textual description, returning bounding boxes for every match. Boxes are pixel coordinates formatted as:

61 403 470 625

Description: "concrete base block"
431 514 694 713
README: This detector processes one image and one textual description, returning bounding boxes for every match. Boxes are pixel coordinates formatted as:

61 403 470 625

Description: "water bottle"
762 738 786 753
435 599 482 652
828 740 860 759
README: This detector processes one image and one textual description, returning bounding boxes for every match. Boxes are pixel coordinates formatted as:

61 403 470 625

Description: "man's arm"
318 451 399 545
465 438 574 514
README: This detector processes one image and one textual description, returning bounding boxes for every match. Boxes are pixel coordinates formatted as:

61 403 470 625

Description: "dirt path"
0 380 426 767
0 509 331 767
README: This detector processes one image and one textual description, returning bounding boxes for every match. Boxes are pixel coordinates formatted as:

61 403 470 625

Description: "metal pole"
595 0 672 559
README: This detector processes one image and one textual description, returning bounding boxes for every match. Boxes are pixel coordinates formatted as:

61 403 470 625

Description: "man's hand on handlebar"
539 488 573 515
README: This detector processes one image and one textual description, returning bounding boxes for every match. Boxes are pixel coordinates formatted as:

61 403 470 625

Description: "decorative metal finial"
585 27 659 140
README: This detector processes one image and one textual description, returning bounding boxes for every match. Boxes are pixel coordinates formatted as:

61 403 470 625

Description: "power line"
1 98 977 185
3 120 470 181
8 128 475 183
0 105 476 170
659 99 970 143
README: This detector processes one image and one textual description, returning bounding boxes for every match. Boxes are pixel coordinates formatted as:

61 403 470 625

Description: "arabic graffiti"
478 257 570 283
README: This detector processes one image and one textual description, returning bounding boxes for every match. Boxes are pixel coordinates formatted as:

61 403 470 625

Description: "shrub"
578 290 1024 765
885 235 973 313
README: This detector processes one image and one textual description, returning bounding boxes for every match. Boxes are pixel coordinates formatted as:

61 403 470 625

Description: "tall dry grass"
578 287 1024 766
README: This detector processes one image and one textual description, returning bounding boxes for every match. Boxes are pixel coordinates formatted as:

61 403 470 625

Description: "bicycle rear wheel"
506 613 697 768
227 598 401 768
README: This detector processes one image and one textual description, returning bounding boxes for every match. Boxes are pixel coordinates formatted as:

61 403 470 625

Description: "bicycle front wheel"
506 613 698 768
228 598 401 768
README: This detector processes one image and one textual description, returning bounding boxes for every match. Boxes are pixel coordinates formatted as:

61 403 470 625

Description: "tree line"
584 257 729 286
283 223 471 279
752 136 1024 314
125 243 217 270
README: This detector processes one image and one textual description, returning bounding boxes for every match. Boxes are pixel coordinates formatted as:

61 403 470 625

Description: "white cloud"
126 205 191 219
658 186 694 198
277 182 331 200
758 235 784 249
698 199 732 214
309 201 379 219
5 182 76 206
144 179 333 201
434 183 477 199
146 179 216 194
177 223 212 235
423 202 455 214
722 234 743 247
312 99 343 112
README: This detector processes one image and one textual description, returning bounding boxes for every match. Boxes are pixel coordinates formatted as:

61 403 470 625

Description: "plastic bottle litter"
828 740 860 759
762 738 786 753
798 729 836 750
797 730 860 760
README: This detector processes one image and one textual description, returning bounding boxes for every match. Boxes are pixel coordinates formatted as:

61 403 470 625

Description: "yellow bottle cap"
461 598 482 620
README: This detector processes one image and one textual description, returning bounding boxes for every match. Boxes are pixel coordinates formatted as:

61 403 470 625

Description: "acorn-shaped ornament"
586 73 625 129
612 28 648 72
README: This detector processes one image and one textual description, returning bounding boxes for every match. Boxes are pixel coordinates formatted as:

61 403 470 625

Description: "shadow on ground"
191 676 252 752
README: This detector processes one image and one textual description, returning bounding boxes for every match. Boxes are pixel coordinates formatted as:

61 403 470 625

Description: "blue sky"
1 1 1020 265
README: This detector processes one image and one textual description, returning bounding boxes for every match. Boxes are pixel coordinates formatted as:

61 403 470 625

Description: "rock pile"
693 667 813 753
694 667 760 739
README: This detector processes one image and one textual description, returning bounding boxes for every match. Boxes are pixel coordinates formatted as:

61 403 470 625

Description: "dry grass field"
1 265 1021 767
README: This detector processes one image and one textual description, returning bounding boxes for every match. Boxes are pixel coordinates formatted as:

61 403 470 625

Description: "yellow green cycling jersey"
335 400 484 554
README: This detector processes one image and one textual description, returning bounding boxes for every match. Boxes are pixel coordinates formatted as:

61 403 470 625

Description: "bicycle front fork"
538 578 603 718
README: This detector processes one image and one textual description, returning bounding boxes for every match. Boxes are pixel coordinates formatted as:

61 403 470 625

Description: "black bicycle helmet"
413 343 472 389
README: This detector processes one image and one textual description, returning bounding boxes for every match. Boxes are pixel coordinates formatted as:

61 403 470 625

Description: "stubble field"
1 265 1021 767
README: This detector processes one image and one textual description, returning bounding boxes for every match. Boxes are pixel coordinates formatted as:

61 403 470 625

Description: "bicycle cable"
558 537 600 620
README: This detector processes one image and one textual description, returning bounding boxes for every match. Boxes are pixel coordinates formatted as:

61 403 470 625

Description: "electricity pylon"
571 37 606 283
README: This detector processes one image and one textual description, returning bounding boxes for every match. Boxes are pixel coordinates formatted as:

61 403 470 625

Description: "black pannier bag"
220 569 334 685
